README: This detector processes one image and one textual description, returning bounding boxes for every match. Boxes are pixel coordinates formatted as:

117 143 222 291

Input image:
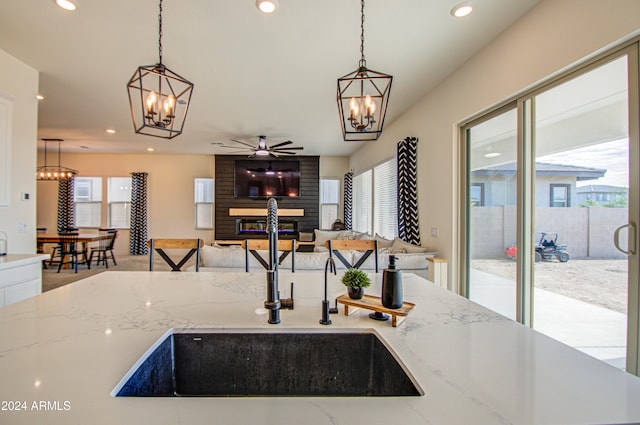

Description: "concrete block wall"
470 206 627 259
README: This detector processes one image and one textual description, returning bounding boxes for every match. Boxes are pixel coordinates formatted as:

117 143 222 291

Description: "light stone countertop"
0 254 49 271
0 270 639 424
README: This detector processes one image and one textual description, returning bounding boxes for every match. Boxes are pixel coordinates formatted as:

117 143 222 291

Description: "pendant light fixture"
127 0 194 139
337 0 392 142
36 139 78 180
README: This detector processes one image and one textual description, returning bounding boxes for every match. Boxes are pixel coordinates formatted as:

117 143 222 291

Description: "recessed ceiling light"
36 94 45 100
147 147 155 152
256 0 278 14
484 152 501 158
105 129 116 134
451 2 473 18
54 0 77 11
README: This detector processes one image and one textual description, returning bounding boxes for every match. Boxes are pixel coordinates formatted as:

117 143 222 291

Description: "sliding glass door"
466 107 518 320
461 43 640 375
533 55 631 369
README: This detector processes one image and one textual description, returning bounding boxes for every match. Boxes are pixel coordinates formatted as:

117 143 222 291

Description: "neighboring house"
471 162 605 207
576 185 628 206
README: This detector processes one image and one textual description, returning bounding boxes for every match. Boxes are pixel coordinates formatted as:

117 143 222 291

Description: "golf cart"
535 232 570 262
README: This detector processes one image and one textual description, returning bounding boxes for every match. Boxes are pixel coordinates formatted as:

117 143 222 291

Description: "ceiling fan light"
256 0 278 14
255 149 270 156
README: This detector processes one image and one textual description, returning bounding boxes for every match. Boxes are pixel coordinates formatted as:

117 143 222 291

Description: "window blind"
353 170 372 234
74 177 102 228
108 177 132 228
373 158 398 239
320 178 340 229
195 178 214 229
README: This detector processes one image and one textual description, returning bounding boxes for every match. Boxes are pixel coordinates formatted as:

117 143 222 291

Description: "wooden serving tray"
336 294 416 327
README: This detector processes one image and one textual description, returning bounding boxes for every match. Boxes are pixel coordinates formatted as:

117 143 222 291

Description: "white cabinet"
0 255 47 307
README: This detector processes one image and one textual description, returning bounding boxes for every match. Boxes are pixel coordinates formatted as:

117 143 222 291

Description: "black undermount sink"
113 329 423 397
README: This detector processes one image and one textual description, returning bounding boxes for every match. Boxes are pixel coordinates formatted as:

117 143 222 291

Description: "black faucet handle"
329 298 339 314
280 282 294 310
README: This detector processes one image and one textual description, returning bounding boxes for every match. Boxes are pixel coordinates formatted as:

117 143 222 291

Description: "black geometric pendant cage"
126 0 194 140
337 66 392 141
336 0 392 142
127 64 194 139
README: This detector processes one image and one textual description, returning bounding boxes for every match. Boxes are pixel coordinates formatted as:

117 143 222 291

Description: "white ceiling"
0 0 538 156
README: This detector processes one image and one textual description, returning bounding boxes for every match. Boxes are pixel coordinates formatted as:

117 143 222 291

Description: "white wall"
37 153 215 255
349 0 640 290
0 49 39 254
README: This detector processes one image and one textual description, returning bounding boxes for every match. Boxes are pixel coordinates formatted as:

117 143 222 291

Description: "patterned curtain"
343 171 353 231
130 172 149 255
397 137 421 245
56 177 75 232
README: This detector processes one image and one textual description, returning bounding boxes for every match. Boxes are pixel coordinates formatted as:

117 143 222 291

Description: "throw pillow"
337 230 360 240
390 237 429 254
314 229 343 247
200 244 246 268
374 233 394 248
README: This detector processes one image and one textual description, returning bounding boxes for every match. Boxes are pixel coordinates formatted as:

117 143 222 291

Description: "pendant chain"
158 0 163 65
359 0 366 68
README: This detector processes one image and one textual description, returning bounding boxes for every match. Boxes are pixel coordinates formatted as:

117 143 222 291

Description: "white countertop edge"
0 253 49 270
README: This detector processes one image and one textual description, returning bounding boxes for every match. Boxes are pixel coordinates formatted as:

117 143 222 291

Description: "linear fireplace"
236 219 298 235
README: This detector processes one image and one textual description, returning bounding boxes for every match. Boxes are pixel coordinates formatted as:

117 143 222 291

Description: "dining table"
37 232 113 246
37 233 114 266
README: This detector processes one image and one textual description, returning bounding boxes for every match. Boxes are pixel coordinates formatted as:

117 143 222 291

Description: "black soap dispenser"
382 255 403 309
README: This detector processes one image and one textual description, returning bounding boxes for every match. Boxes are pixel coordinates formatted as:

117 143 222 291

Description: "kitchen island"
0 270 639 424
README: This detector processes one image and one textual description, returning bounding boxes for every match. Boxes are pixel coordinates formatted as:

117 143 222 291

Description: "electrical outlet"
431 227 439 238
18 222 28 233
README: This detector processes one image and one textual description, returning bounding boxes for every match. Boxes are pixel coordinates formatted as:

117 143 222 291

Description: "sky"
538 138 629 188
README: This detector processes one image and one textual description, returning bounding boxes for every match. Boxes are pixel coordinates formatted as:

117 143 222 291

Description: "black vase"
347 287 364 300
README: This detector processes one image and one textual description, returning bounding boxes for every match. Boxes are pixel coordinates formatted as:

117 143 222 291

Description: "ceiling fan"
219 135 303 158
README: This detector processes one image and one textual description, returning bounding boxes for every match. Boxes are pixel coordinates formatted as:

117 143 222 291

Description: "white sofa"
197 232 436 279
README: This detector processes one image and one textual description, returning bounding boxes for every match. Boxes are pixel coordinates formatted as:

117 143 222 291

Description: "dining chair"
241 239 297 272
89 229 118 268
57 232 90 273
326 239 379 273
148 239 203 271
49 227 79 266
37 227 47 269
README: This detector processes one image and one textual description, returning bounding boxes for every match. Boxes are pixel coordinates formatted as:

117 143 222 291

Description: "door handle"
614 223 636 255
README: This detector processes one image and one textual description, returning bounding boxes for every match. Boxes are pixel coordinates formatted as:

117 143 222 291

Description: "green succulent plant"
341 268 371 289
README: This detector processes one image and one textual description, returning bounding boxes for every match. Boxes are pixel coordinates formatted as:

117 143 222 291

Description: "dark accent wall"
215 155 319 240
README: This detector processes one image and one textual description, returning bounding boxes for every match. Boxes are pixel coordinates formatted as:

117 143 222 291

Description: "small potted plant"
341 268 371 300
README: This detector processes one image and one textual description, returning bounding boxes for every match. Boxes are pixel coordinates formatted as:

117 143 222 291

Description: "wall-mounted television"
234 159 300 198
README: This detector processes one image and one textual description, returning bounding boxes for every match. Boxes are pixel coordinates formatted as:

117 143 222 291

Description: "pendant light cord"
158 0 163 65
359 0 366 68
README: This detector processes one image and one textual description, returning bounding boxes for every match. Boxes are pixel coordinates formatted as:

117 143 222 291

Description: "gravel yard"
472 258 628 314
